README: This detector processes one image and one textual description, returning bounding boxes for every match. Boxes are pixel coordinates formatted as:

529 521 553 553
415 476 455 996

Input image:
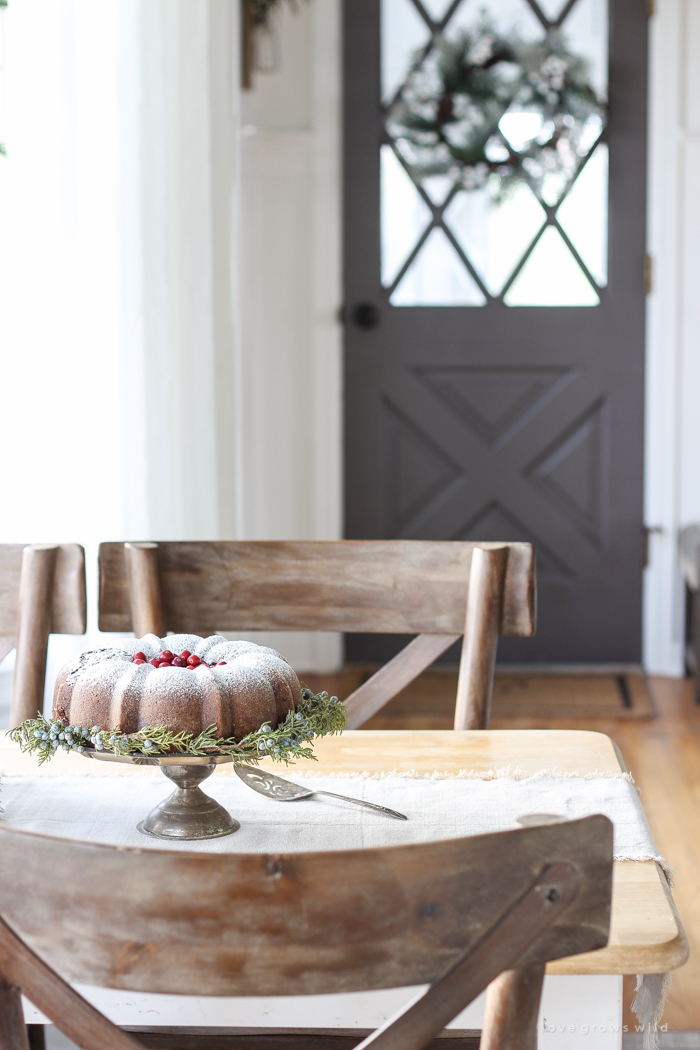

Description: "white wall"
234 0 343 671
643 0 700 674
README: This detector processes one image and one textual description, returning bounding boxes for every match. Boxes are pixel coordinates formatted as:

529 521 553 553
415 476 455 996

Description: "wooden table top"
258 729 689 976
0 729 688 975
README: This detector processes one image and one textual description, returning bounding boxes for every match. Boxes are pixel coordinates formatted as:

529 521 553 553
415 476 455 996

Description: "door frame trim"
643 0 700 676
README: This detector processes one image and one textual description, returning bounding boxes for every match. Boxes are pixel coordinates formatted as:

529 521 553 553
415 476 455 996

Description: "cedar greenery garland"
9 688 345 767
387 19 606 201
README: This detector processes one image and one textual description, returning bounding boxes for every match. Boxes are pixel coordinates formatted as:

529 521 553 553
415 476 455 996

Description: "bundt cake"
53 634 302 741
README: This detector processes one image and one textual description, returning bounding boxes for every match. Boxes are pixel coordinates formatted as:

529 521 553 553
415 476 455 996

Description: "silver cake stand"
85 751 238 840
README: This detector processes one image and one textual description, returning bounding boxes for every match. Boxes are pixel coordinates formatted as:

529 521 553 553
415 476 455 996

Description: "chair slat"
98 541 535 637
343 634 460 729
0 817 611 997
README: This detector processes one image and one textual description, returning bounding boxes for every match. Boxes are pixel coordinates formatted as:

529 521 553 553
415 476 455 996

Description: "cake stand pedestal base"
137 762 240 840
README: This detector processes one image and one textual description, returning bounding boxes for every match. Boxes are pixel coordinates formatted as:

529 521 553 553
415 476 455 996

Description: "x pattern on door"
382 0 608 305
383 364 609 579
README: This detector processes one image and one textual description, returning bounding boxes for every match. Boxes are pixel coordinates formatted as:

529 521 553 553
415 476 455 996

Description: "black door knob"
353 302 381 329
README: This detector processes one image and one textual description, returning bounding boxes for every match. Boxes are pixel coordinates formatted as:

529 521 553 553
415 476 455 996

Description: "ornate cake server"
235 764 408 820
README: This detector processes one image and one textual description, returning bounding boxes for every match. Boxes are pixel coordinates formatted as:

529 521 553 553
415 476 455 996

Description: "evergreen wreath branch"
8 688 345 767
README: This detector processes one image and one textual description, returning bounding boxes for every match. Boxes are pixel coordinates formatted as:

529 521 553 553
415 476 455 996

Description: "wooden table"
278 730 688 978
5 729 687 1048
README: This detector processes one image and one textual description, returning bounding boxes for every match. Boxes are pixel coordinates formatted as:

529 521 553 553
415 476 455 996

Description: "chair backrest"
98 540 535 730
0 544 86 728
0 816 611 1050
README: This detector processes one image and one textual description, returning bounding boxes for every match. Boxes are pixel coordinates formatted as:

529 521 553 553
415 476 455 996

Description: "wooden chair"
98 540 535 730
0 814 612 1050
0 544 86 729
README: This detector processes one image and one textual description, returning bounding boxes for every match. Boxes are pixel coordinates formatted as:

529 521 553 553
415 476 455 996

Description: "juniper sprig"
8 688 345 767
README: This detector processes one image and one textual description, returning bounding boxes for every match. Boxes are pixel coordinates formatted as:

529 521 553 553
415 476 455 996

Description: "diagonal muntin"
519 0 553 33
496 220 549 300
384 141 493 300
384 222 434 297
553 0 585 29
409 0 464 33
488 0 583 33
553 219 604 295
439 223 496 302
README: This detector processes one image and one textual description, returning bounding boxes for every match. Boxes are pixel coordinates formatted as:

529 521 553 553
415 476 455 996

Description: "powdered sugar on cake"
53 633 302 740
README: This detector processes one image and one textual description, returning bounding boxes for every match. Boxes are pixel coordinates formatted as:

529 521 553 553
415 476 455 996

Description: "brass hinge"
644 252 653 295
647 0 655 18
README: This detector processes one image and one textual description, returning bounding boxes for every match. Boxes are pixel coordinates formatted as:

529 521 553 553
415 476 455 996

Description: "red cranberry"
180 650 191 660
133 659 146 665
187 655 201 667
133 652 146 662
172 657 187 667
159 650 174 662
217 661 226 666
149 658 160 668
158 660 172 668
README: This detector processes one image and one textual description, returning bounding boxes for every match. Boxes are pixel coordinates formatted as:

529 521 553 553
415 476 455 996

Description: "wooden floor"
586 677 700 1032
358 672 700 1031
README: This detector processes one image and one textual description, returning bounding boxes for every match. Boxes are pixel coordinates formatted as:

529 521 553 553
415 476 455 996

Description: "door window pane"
381 145 433 286
420 0 456 19
448 0 545 43
381 0 430 104
557 143 608 285
444 180 546 295
390 227 487 305
381 0 609 306
503 226 600 305
562 0 608 100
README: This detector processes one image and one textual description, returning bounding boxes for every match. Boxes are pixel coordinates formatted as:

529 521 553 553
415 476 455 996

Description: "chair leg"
27 1026 46 1050
479 964 545 1050
693 590 700 703
0 975 31 1050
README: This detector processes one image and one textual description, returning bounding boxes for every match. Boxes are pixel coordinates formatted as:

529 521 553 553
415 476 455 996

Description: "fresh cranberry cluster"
131 650 227 670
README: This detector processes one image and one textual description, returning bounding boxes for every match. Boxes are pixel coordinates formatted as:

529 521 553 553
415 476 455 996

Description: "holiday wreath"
386 20 606 201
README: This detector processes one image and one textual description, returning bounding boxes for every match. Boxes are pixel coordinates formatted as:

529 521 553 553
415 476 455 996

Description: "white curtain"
0 0 238 545
0 0 240 714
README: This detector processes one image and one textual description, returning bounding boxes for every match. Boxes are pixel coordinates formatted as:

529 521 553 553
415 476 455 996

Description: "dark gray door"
344 0 646 664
